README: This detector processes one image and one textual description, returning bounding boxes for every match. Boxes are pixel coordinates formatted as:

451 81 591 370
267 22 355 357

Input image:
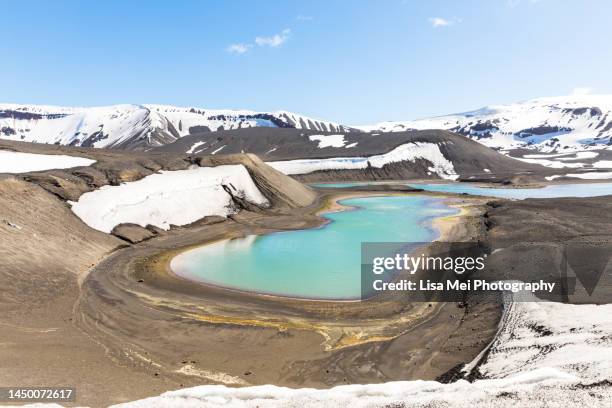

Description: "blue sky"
2 0 611 124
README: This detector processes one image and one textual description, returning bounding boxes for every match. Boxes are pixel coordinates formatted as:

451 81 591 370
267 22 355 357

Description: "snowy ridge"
111 297 612 407
70 165 269 233
267 142 459 180
358 95 612 153
5 95 612 154
0 104 175 149
146 105 351 136
0 103 352 150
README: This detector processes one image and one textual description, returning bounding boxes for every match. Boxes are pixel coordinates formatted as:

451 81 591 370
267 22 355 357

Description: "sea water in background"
408 182 612 199
311 182 612 199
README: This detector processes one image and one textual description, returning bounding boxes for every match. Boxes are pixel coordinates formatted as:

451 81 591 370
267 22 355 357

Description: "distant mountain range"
358 95 612 153
0 104 354 150
1 95 611 153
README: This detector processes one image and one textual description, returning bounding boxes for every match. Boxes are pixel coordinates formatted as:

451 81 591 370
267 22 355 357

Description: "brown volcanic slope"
153 128 552 183
0 140 316 406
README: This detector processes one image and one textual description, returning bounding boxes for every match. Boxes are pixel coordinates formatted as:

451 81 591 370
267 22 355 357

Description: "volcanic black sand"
482 195 612 304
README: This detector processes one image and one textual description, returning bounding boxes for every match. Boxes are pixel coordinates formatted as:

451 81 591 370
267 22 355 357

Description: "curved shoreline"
160 190 424 304
168 193 456 302
75 187 501 396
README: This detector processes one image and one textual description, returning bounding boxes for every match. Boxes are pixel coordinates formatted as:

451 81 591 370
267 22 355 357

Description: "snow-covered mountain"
358 95 612 153
4 96 612 154
0 103 353 150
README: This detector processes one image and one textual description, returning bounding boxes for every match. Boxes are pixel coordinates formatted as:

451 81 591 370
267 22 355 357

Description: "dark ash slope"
154 128 552 182
483 196 612 304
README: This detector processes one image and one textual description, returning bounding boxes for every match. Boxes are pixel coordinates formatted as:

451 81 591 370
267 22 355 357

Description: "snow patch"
186 141 206 154
2 220 22 230
70 165 269 233
0 150 95 173
308 134 346 148
211 145 226 155
522 151 599 161
546 172 612 180
557 152 599 161
175 364 249 386
593 160 612 168
268 142 459 180
515 157 586 169
522 152 598 159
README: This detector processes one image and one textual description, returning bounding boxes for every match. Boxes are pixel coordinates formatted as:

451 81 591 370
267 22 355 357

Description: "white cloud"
226 43 252 55
507 0 544 7
571 87 593 96
429 17 458 28
227 28 291 55
255 29 291 47
297 15 313 21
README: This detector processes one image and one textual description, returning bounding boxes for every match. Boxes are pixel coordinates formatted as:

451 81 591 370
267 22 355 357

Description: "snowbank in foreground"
111 300 612 407
267 142 459 180
111 369 580 408
110 369 610 408
0 150 95 173
478 300 612 382
70 165 269 233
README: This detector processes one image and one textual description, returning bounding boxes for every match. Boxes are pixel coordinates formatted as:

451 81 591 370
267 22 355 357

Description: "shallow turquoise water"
312 182 612 199
171 196 455 299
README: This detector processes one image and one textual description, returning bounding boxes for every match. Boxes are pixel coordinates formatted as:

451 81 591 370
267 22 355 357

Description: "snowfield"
267 142 459 180
476 299 612 383
110 297 612 408
70 165 269 233
0 150 95 173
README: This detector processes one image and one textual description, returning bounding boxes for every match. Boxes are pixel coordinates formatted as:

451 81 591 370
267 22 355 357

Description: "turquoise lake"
171 196 456 300
312 182 612 199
